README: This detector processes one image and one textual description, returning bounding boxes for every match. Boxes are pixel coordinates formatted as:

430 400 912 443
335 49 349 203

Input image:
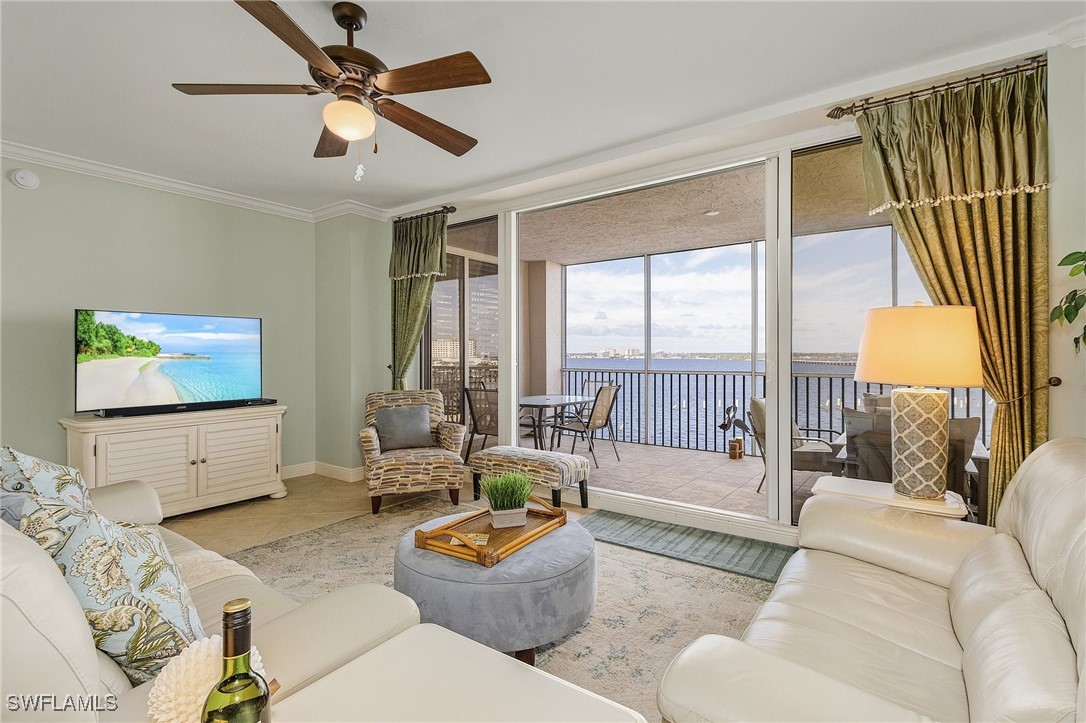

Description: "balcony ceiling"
519 141 880 265
1 2 1080 215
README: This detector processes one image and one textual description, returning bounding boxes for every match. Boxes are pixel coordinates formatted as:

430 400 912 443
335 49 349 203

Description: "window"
424 218 499 421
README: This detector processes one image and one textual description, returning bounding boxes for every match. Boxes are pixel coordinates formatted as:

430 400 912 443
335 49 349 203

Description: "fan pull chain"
372 122 379 154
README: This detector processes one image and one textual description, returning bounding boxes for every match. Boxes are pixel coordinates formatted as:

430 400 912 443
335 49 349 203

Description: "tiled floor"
166 437 818 549
161 476 372 555
466 434 819 522
563 440 818 521
162 476 592 555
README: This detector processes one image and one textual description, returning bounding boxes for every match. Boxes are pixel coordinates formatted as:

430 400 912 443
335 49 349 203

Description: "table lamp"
854 304 984 499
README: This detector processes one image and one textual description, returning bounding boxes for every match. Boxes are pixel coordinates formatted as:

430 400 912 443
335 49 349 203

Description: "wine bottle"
202 598 270 723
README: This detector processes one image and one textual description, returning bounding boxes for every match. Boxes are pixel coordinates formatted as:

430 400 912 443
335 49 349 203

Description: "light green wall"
1047 44 1086 438
315 214 393 469
0 159 319 466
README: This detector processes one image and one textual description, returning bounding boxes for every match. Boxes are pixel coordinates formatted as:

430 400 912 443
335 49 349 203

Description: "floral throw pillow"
1 445 31 492
9 447 91 506
19 494 205 683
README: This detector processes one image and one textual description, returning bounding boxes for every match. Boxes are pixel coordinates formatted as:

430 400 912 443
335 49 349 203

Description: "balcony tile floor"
478 434 818 521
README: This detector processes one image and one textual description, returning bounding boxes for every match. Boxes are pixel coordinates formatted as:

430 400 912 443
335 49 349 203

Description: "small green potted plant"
480 472 535 528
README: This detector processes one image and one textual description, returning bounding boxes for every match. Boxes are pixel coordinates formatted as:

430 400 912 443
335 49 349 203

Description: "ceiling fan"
174 0 491 157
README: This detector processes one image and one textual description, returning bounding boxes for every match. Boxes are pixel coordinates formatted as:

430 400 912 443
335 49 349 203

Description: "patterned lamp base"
890 387 949 499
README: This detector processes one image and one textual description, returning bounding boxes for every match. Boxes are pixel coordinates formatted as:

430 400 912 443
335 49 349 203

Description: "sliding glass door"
518 162 769 518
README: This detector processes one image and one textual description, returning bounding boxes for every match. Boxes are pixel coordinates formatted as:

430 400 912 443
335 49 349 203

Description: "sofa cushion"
962 588 1078 722
949 532 1039 644
1 523 103 721
19 494 205 684
742 548 968 722
376 404 433 451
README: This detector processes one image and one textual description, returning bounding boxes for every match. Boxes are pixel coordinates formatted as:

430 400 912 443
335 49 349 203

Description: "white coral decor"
148 635 266 723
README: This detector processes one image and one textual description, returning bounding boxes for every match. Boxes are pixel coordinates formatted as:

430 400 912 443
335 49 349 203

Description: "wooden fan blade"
173 84 324 95
375 99 477 156
235 0 342 79
372 52 491 95
314 126 349 157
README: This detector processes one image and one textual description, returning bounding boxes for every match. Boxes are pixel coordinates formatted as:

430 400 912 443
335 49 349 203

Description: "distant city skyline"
430 257 499 364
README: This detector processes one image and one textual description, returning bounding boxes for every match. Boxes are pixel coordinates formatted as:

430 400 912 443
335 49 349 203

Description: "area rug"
579 509 796 582
229 496 774 719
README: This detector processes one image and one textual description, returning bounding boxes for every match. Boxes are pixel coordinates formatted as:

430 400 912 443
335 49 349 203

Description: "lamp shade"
323 99 376 141
854 305 984 387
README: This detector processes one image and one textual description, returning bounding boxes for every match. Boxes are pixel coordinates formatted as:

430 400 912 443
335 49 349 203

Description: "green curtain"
389 212 448 390
856 66 1049 524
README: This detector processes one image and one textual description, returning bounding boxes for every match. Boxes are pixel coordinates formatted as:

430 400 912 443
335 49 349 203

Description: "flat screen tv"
75 309 263 417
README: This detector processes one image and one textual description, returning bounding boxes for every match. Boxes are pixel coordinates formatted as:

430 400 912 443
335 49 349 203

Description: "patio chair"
746 397 835 493
550 384 622 467
550 378 607 450
463 387 499 459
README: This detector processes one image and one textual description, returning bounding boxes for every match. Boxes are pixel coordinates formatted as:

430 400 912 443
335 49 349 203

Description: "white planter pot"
489 506 528 528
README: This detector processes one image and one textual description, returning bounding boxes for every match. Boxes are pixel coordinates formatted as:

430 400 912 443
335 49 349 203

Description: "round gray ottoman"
393 513 597 663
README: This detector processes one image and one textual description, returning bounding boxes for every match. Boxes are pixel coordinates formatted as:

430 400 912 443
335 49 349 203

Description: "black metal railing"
431 364 499 421
561 367 994 453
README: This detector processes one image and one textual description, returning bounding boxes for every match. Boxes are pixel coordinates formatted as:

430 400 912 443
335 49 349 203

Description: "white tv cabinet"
59 405 288 517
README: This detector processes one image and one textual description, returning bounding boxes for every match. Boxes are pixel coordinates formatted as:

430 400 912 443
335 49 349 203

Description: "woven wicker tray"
414 496 567 567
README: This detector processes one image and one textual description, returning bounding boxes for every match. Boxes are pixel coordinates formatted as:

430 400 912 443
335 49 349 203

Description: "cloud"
593 311 608 320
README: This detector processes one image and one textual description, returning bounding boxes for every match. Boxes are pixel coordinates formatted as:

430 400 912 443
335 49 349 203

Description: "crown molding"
311 199 389 223
0 141 321 221
0 141 388 223
1049 16 1086 48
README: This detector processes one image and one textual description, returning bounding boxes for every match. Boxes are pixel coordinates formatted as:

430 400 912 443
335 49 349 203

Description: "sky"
565 227 929 356
565 245 758 354
94 311 261 353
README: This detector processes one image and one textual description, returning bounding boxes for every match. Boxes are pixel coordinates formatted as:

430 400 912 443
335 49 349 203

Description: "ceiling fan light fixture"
323 98 377 141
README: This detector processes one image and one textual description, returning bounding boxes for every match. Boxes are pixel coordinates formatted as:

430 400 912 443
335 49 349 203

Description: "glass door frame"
492 124 859 530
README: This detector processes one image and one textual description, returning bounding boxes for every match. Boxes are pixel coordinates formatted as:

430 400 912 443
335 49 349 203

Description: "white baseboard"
281 462 315 480
283 460 365 482
313 462 365 483
559 486 800 546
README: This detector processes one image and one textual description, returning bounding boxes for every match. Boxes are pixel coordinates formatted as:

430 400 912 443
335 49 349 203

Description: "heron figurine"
719 405 751 436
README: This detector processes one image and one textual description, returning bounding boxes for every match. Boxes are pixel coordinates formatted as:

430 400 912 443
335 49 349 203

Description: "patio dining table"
518 394 595 450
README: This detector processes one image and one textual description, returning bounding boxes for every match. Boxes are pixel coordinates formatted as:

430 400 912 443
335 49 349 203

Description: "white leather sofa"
1 479 422 722
658 436 1085 722
3 479 647 723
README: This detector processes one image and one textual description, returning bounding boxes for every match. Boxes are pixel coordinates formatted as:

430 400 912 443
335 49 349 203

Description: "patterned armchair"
358 390 467 514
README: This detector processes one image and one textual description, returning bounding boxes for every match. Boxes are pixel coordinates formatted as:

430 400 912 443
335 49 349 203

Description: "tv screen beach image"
76 310 261 412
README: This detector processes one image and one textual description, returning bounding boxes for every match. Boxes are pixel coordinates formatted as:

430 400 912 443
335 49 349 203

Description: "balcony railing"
432 364 499 421
562 367 994 453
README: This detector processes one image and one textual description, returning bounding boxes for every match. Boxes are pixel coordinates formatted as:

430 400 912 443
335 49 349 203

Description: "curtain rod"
826 55 1046 120
394 205 456 222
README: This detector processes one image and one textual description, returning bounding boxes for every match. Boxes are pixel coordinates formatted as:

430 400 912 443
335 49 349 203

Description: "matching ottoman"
393 512 597 665
468 445 591 508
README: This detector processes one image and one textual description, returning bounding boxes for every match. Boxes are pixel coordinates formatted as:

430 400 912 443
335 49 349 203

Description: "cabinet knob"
200 458 207 464
190 460 197 465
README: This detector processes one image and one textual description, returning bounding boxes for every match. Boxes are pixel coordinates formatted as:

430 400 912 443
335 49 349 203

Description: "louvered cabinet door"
198 417 278 497
95 427 199 505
